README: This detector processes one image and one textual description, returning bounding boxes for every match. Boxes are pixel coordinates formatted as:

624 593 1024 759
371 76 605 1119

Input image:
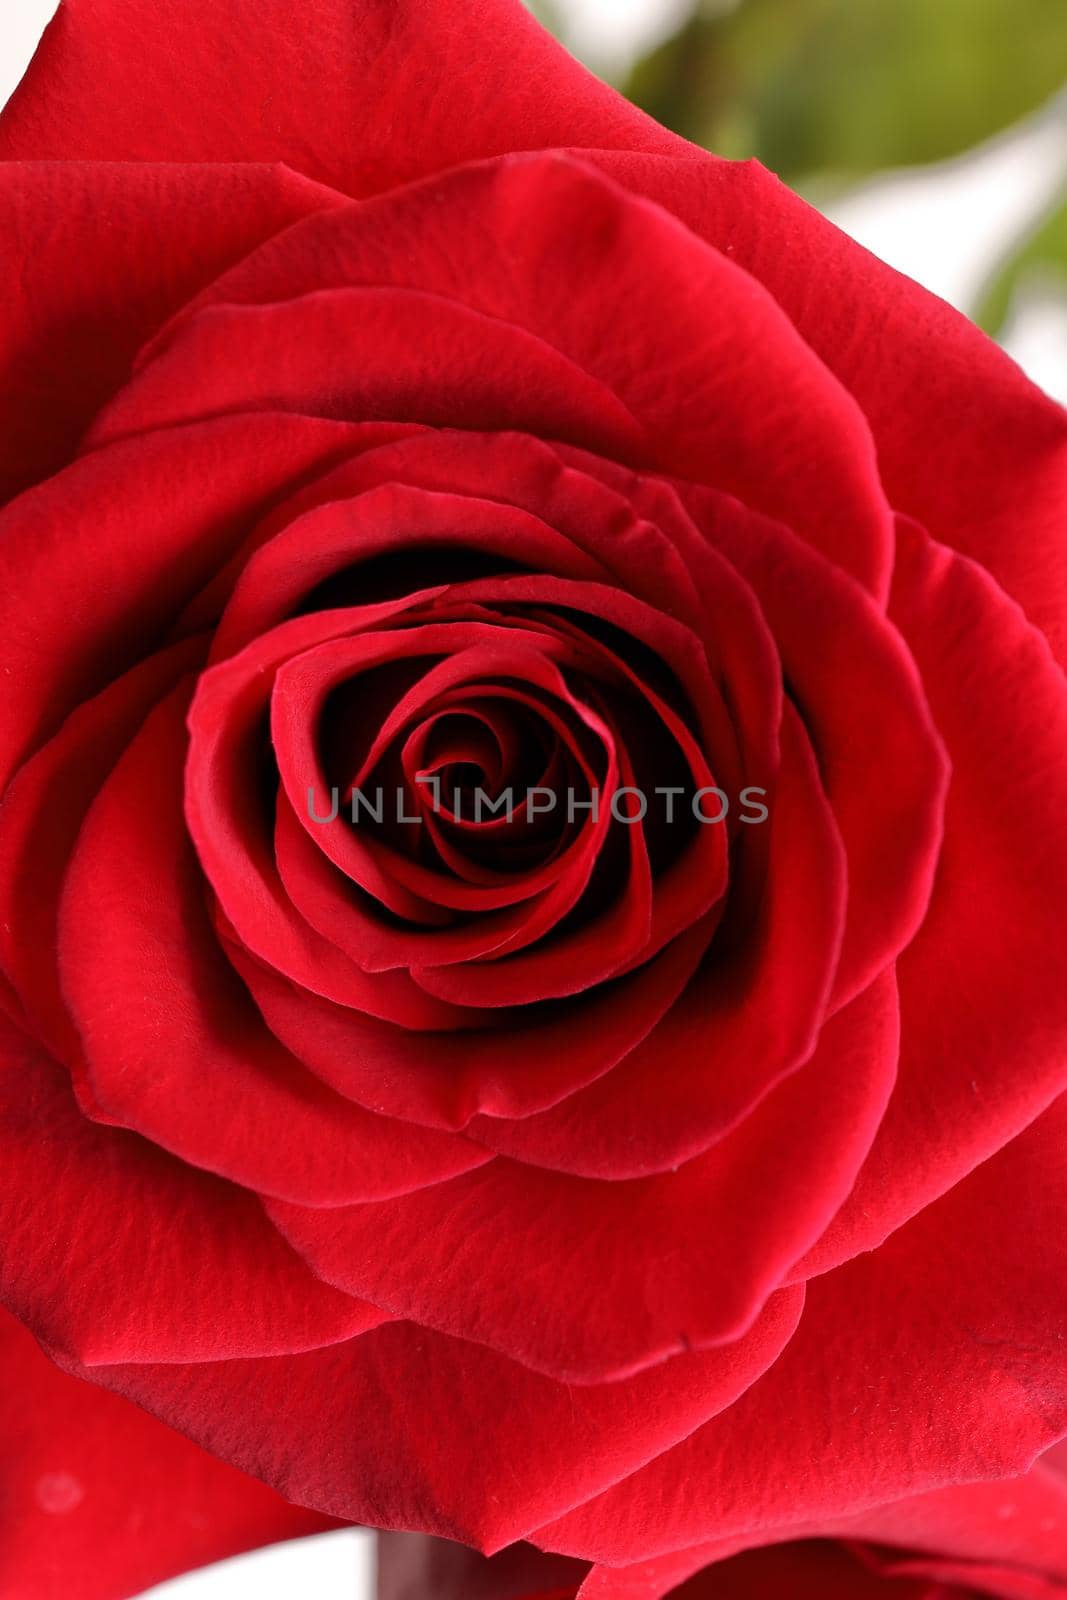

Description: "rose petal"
0 0 678 189
590 150 1067 664
0 1019 384 1364
62 1288 804 1552
0 160 341 501
0 636 203 1063
59 684 489 1204
232 919 710 1130
268 972 895 1382
537 1091 1067 1564
686 492 948 1011
469 705 844 1176
140 154 894 591
87 288 645 464
0 416 379 790
0 1306 339 1600
575 1460 1067 1598
796 521 1067 1278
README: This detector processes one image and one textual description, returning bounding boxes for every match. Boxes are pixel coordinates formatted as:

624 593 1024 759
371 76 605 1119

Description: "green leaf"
976 188 1067 334
624 0 1067 183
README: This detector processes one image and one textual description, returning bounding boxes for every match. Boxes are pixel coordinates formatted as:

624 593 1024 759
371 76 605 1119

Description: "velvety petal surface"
133 154 894 590
0 1307 340 1600
536 1091 1067 1564
588 149 1067 665
268 973 896 1381
58 683 487 1203
0 1016 383 1365
0 417 377 788
60 1290 804 1551
0 160 341 501
0 0 683 190
468 706 846 1174
574 1464 1067 1598
796 522 1067 1278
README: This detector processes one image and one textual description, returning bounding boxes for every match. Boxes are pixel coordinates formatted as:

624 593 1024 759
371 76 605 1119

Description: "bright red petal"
0 1017 383 1365
0 0 679 188
0 161 341 501
797 522 1067 1278
59 1290 803 1552
538 1091 1067 1563
588 150 1067 666
0 1307 339 1600
133 154 894 591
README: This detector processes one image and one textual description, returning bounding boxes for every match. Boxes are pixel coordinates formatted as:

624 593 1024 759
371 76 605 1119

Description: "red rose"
3 1 1067 1597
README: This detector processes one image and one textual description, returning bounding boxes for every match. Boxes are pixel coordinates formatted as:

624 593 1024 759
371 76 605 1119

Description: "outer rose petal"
0 1308 340 1600
536 1091 1067 1564
0 635 204 1062
6 0 1065 648
9 0 1062 646
795 521 1067 1278
136 154 894 592
588 150 1067 664
0 160 342 501
574 1465 1067 1597
383 1461 1067 1600
0 416 383 790
267 974 896 1383
0 0 681 189
0 1017 386 1365
831 1469 1067 1598
58 1290 804 1552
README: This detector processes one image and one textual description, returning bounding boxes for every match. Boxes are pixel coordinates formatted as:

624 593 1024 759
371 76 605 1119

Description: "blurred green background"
536 0 1067 351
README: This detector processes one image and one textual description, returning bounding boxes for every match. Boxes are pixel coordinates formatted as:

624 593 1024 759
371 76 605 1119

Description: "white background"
1 0 1065 1595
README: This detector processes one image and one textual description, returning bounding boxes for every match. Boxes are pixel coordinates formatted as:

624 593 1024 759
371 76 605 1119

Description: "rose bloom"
2 1 1067 1597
